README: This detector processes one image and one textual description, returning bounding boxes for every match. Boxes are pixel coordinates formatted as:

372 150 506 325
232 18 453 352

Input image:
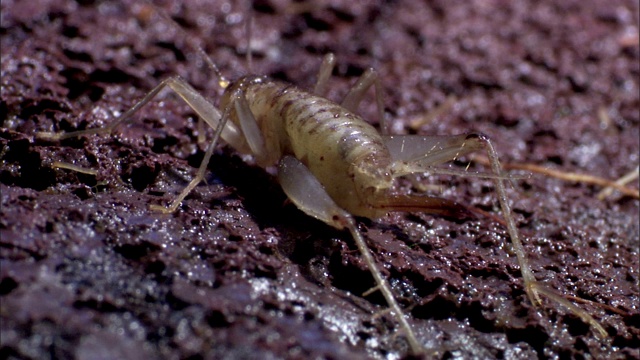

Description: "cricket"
35 1 609 356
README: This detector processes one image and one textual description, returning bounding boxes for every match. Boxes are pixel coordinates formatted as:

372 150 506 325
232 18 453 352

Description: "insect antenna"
142 0 230 89
245 4 254 73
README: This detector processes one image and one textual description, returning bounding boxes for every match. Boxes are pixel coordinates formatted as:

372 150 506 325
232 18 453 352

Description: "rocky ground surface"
1 0 638 359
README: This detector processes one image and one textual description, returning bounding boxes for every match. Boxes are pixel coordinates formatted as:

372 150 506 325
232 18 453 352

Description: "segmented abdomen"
244 79 391 215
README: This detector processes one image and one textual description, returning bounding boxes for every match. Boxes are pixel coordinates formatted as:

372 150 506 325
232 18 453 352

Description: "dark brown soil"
1 0 638 359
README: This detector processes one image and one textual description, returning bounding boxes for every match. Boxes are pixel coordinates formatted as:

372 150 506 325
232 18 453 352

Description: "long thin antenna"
141 1 230 89
245 3 253 72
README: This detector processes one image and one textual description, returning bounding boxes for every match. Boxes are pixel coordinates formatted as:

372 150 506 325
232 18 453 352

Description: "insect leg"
230 90 269 165
383 133 481 169
150 103 233 214
341 67 387 134
311 53 387 133
36 76 252 213
313 53 336 96
277 155 424 355
37 76 244 147
379 133 608 337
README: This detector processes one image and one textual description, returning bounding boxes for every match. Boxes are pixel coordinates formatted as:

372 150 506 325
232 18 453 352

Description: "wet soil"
1 0 639 359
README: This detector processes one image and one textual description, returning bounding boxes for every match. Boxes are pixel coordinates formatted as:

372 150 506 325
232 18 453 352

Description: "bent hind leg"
376 133 608 338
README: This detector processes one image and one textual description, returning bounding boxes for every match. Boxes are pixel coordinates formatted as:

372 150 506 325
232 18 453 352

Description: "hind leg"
374 133 608 338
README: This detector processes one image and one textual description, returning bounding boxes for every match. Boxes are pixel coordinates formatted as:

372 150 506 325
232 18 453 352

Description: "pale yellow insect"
37 4 607 356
